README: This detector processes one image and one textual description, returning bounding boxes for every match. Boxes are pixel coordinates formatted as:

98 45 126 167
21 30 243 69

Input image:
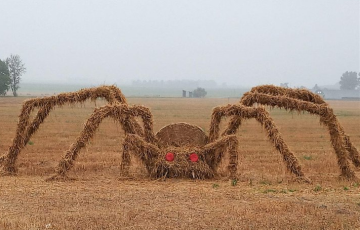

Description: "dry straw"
238 86 359 180
119 122 239 180
1 84 358 182
54 104 155 177
0 86 143 174
247 85 360 168
209 104 308 182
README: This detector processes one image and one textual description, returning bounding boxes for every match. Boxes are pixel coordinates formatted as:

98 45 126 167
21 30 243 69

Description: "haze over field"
0 0 359 88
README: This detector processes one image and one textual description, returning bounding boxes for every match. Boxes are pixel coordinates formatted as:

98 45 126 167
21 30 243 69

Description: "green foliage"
0 59 10 96
343 186 349 191
5 54 26 97
231 179 237 186
212 183 219 188
260 180 272 185
192 87 207 98
263 189 277 193
314 185 322 192
27 141 34 145
303 155 313 160
339 71 360 90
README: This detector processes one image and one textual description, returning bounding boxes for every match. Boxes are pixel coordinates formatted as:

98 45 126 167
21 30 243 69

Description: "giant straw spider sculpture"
0 85 359 182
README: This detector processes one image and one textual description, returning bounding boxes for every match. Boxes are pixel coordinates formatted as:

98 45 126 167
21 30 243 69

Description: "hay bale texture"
0 86 143 174
1 84 358 182
237 86 359 180
209 104 308 182
55 104 155 177
120 123 237 180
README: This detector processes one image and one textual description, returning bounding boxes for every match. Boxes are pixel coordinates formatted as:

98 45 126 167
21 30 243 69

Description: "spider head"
151 147 214 179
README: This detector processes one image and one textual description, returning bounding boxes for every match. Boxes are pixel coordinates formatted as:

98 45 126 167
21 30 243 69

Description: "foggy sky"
1 0 359 88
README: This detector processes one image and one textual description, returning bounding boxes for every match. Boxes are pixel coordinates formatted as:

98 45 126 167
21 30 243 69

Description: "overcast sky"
1 0 359 87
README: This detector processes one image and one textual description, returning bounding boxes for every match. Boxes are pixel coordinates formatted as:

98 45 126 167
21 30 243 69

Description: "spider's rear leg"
203 135 239 180
241 92 359 180
120 134 160 178
243 85 360 169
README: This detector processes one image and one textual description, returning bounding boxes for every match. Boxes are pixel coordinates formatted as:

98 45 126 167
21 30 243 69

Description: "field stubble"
0 97 360 229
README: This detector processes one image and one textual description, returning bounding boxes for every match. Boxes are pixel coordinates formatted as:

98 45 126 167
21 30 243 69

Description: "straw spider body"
0 85 359 182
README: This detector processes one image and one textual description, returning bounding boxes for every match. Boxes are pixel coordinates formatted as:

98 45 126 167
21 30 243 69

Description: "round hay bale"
156 122 208 147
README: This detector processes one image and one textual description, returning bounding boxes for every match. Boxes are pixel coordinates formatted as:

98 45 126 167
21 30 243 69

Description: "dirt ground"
0 96 359 229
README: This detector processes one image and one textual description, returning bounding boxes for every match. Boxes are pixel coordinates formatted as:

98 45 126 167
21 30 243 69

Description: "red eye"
165 152 174 162
189 153 198 162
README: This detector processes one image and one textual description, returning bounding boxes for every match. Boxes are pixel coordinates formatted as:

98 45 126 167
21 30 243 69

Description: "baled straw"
241 92 357 180
210 104 309 182
53 104 155 177
0 86 143 174
244 85 360 169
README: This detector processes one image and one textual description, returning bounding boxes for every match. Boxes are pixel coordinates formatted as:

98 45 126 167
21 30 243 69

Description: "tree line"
0 54 26 96
339 71 360 90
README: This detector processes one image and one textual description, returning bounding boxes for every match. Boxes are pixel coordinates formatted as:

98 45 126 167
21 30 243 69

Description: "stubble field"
0 96 360 229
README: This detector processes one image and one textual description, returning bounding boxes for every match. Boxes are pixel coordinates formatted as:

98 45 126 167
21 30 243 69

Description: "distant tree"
0 59 11 96
339 71 359 90
6 54 26 96
193 87 207 98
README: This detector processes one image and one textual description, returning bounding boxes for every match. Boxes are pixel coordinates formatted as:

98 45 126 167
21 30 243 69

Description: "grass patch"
231 179 238 186
260 180 272 185
263 189 277 194
303 155 312 160
27 141 34 145
314 185 322 192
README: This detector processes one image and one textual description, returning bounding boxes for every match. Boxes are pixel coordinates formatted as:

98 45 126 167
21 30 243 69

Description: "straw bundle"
120 134 160 177
202 135 239 179
55 104 155 176
245 85 360 168
121 123 235 180
240 92 357 180
210 104 308 182
247 85 326 105
151 146 214 179
156 122 208 147
0 86 143 174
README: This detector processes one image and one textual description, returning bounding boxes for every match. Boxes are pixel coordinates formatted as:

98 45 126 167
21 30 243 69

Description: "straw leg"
203 135 239 179
243 84 326 104
47 104 155 180
120 134 160 177
1 85 145 175
242 86 360 168
241 92 358 180
210 104 310 182
242 88 360 168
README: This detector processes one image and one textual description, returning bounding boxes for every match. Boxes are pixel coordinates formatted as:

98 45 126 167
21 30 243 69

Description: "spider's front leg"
210 104 311 183
203 135 239 180
48 104 156 180
120 134 160 178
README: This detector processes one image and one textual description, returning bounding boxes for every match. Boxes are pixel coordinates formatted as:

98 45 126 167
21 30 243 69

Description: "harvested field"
0 96 360 229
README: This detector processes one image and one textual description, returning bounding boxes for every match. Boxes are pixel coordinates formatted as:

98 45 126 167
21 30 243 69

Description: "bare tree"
6 54 26 97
